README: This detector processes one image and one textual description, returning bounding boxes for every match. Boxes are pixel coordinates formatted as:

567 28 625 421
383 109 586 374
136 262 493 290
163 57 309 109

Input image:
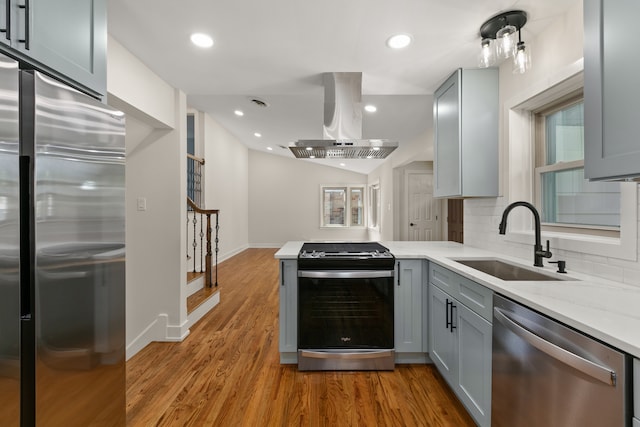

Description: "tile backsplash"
463 185 640 288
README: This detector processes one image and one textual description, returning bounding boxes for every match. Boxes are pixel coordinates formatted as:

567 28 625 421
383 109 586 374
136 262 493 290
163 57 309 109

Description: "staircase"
185 153 220 326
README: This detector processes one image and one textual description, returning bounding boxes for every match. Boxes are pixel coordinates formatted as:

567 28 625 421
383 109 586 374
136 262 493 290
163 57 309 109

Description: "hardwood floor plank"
126 248 475 426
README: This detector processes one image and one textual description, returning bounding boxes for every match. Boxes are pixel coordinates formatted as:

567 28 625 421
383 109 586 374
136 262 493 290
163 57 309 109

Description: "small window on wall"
369 184 380 229
320 186 366 227
350 187 364 226
534 98 621 234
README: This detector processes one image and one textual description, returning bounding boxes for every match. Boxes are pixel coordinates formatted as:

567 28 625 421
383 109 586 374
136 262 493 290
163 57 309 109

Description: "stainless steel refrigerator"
0 52 126 426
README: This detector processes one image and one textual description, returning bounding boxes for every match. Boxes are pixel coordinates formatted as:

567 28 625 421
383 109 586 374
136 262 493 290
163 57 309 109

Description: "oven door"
297 270 394 371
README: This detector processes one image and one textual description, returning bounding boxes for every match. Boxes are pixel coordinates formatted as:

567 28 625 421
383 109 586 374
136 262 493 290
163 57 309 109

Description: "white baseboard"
126 314 190 361
217 244 249 263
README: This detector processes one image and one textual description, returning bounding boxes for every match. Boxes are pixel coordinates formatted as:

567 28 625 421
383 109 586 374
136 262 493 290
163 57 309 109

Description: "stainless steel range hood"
290 73 398 159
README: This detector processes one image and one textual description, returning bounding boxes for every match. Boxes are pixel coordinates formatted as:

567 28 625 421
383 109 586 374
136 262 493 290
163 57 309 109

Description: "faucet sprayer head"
498 221 507 234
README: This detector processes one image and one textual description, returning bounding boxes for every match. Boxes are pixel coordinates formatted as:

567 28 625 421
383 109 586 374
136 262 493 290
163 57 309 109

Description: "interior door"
407 172 438 241
447 199 464 243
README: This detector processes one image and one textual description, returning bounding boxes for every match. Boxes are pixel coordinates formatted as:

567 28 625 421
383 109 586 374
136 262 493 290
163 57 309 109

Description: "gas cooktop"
299 242 390 257
298 242 394 269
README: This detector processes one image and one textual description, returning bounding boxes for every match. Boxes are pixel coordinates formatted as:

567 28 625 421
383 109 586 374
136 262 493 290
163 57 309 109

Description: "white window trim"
503 59 638 261
319 185 366 229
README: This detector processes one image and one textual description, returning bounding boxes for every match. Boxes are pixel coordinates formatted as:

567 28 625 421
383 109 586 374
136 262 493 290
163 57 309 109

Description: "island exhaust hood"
289 72 398 159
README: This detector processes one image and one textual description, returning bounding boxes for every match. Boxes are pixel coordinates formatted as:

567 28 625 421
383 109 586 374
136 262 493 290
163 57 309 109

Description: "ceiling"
107 0 579 174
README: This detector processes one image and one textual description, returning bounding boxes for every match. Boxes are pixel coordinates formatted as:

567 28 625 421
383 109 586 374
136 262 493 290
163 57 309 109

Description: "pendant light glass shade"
513 41 531 74
478 38 496 68
496 25 517 59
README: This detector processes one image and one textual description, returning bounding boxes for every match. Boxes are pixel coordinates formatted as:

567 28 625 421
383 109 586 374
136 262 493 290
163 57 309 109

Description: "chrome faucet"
498 201 552 267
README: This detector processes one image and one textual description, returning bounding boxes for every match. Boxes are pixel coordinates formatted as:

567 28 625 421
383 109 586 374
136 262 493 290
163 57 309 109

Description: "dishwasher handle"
493 306 617 386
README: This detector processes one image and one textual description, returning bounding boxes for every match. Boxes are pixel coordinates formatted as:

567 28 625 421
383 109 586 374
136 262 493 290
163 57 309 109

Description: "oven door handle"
298 270 394 279
299 350 394 360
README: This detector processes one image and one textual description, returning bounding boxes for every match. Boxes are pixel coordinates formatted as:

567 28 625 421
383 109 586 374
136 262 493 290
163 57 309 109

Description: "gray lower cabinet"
584 0 640 180
0 0 106 97
278 259 297 363
429 264 492 427
395 259 424 355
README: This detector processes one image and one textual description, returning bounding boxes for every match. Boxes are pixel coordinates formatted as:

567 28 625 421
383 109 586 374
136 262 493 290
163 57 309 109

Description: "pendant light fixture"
513 30 531 74
478 10 528 72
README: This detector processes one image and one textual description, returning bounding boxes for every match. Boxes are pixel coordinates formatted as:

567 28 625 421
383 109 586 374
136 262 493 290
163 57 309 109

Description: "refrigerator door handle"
19 154 31 319
494 306 616 386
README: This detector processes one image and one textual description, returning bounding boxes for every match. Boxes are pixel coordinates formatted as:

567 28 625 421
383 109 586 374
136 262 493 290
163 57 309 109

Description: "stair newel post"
214 212 219 287
205 213 212 288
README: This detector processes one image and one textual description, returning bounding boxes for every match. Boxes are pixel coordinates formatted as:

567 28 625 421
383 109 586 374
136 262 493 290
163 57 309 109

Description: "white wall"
201 113 250 260
248 150 369 246
368 128 434 241
108 37 190 359
464 0 640 288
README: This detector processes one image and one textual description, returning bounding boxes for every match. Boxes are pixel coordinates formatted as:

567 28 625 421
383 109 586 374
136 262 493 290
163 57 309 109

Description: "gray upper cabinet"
433 68 499 198
584 0 640 181
0 0 106 97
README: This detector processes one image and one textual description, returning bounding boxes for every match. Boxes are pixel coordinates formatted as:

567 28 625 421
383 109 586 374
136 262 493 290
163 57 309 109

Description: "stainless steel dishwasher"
492 294 631 427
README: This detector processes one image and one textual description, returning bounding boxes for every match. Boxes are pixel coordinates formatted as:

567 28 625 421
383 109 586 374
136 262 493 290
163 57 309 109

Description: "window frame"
504 62 637 261
532 94 621 237
319 185 367 228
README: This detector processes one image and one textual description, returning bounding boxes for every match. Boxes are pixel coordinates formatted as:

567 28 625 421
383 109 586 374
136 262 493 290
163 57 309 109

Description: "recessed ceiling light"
340 163 346 167
190 33 214 48
309 155 316 159
267 147 273 151
305 147 313 151
386 34 412 49
364 104 377 113
254 132 262 138
234 110 244 116
366 155 373 159
373 147 381 151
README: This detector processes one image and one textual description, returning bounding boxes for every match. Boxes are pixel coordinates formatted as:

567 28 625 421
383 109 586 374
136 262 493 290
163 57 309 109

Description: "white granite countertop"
275 241 640 359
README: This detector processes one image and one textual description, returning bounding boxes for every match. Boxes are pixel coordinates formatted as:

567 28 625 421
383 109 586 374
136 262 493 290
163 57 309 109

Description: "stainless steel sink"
452 258 575 281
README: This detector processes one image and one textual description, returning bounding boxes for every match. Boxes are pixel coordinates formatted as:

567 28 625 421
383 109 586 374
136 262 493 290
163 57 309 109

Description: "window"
320 186 365 227
534 97 621 233
369 184 380 229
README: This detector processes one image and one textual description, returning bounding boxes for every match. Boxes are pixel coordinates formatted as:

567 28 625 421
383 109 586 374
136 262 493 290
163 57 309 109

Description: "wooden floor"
126 248 475 426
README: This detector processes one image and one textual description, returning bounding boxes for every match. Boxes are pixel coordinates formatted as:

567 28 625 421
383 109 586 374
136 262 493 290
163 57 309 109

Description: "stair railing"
187 197 219 287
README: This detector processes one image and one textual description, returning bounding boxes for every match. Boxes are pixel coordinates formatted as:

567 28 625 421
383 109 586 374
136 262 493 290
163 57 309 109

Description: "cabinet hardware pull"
397 262 401 286
17 0 27 49
445 299 451 330
450 302 457 332
2 0 10 40
280 261 284 286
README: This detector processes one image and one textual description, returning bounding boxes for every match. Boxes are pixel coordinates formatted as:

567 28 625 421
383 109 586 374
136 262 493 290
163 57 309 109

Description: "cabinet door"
456 303 492 427
278 260 297 356
429 284 456 385
433 70 461 197
395 260 423 353
584 0 640 180
13 0 106 96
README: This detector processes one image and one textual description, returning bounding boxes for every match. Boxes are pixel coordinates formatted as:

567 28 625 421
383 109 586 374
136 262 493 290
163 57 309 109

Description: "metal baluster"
192 210 197 273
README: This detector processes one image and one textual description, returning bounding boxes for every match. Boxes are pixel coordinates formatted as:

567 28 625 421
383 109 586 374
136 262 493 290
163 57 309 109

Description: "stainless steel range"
297 242 395 371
